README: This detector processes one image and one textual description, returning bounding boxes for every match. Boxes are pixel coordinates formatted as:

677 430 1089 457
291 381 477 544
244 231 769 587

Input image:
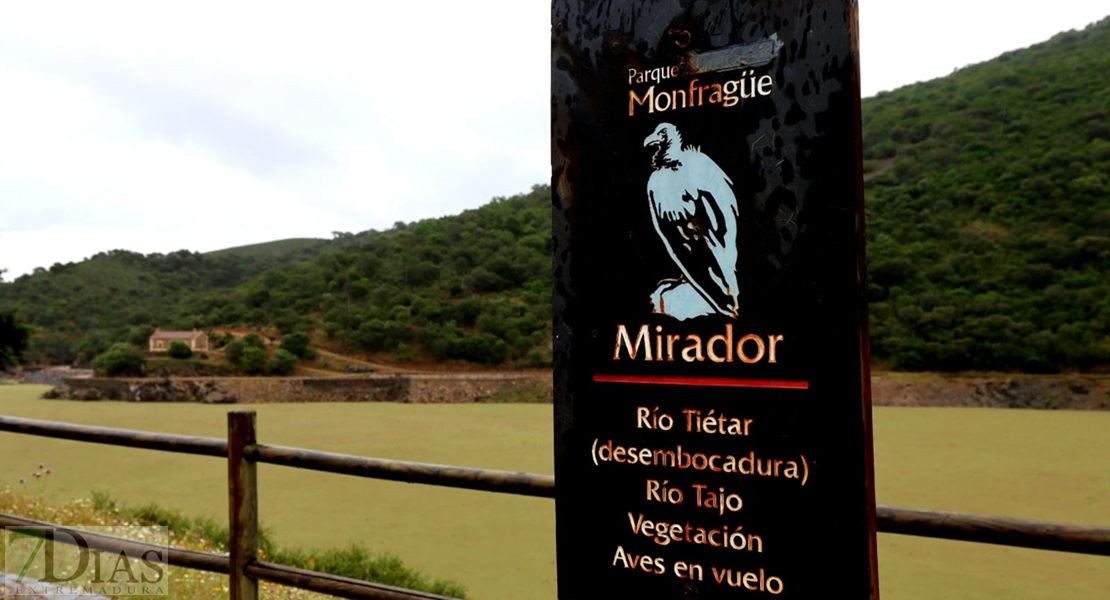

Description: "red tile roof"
150 331 203 340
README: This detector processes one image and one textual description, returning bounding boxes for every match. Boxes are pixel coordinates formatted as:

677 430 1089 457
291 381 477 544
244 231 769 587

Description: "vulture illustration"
644 122 740 320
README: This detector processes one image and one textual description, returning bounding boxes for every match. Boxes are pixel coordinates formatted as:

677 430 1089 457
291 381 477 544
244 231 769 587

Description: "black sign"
552 1 878 598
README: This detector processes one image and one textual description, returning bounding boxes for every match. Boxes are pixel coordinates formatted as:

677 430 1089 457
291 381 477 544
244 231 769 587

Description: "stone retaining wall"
870 373 1110 410
40 372 1107 409
20 368 93 385
43 374 553 404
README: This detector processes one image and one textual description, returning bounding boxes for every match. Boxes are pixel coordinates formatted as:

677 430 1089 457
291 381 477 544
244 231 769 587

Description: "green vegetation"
239 346 266 374
210 186 552 367
1 20 1109 372
86 492 466 597
167 339 192 358
280 332 313 358
0 187 552 369
224 339 246 362
145 355 241 377
204 238 332 261
242 333 267 349
861 18 1110 371
267 348 298 375
219 332 305 375
92 343 146 376
0 309 30 369
0 483 464 599
0 384 1107 600
225 334 265 367
0 248 321 365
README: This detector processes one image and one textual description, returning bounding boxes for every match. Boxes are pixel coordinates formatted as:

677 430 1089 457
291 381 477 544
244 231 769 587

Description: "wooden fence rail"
1 412 1108 600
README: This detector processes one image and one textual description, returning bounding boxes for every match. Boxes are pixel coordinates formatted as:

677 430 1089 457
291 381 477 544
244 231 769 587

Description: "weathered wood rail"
1 412 1107 600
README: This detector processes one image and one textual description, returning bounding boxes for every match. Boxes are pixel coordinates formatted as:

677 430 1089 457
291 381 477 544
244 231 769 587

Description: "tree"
26 333 76 365
224 340 247 364
75 331 115 365
267 349 298 375
242 333 266 349
213 332 235 348
93 343 146 376
279 332 312 358
168 340 192 359
239 347 266 374
127 325 156 347
0 310 31 369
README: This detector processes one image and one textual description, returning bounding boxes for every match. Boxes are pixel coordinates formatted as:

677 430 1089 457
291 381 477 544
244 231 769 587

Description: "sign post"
552 1 878 598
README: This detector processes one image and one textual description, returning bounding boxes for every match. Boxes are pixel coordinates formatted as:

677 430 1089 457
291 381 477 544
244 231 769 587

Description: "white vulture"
643 122 740 320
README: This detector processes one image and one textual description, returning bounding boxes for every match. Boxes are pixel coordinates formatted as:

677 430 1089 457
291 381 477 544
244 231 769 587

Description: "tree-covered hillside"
180 186 553 366
0 187 553 368
1 18 1108 372
0 247 330 363
861 17 1110 371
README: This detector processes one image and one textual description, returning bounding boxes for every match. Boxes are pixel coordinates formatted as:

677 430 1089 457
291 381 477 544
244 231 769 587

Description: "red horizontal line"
592 374 809 390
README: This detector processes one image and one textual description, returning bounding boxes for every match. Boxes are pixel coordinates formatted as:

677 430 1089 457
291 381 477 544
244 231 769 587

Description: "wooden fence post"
228 410 259 600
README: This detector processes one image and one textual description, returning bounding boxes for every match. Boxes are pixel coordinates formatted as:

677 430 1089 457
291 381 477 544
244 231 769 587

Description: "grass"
0 487 466 599
0 490 332 600
84 492 466 597
1 384 1108 599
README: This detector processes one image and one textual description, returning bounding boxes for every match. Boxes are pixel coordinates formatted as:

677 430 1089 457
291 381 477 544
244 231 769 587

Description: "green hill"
0 186 553 368
205 238 330 261
182 186 554 367
861 17 1110 371
0 246 336 364
1 18 1108 372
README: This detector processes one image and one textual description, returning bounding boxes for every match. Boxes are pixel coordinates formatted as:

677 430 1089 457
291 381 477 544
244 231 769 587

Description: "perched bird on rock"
643 122 740 320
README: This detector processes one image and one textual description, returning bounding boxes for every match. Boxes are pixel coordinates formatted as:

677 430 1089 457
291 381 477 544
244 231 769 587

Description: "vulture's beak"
644 132 663 147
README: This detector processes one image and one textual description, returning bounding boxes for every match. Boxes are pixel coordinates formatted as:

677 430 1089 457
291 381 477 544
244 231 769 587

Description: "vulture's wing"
647 152 740 317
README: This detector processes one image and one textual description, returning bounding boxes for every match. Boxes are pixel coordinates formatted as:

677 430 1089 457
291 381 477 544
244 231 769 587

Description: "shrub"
239 347 266 374
279 332 312 358
126 325 156 347
26 333 76 365
242 333 266 349
449 333 508 365
268 544 467 598
0 310 32 368
524 347 550 368
267 349 298 375
512 335 534 358
93 343 146 376
89 492 467 597
353 319 388 352
392 342 414 363
167 340 192 359
224 340 246 363
74 331 115 366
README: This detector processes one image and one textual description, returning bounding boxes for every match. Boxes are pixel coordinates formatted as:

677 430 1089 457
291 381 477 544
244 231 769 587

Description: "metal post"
228 411 259 600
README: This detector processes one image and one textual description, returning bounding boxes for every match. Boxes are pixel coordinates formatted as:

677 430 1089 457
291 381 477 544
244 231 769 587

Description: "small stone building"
149 329 210 353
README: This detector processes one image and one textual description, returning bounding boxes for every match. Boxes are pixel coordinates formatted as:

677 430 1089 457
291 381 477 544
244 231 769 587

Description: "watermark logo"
4 526 170 596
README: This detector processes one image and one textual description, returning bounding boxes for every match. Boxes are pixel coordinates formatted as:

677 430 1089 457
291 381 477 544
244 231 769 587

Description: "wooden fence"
0 411 1108 600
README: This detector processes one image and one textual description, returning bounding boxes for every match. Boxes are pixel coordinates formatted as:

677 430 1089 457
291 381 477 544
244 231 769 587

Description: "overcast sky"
1 1 1106 279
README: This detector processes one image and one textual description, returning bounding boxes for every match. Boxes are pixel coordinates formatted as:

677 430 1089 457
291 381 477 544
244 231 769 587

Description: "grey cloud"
5 40 346 181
